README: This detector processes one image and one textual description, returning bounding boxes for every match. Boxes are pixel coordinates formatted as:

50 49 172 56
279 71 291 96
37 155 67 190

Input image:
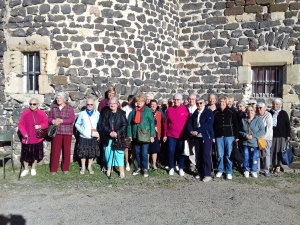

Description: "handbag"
183 140 190 156
260 149 267 158
47 108 58 138
230 141 244 164
137 127 150 143
246 119 266 150
282 140 294 165
113 132 131 149
47 124 58 138
31 112 48 138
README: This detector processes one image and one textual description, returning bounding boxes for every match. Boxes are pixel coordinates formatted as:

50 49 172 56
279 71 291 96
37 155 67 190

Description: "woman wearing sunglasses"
18 98 48 177
188 99 214 182
75 98 101 175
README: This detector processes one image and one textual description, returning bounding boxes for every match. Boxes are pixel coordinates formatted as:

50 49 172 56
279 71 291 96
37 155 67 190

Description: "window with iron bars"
251 66 283 98
23 52 40 94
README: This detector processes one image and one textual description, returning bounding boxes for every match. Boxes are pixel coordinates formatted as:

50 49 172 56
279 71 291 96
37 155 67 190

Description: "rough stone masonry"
0 0 300 163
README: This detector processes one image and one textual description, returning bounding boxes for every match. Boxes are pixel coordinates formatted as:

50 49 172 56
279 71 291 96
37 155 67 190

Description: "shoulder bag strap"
87 114 94 129
31 112 37 125
245 119 253 134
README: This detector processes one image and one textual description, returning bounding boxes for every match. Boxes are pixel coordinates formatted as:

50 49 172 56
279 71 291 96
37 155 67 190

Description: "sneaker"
101 167 107 172
226 174 233 180
244 171 249 178
264 172 270 177
31 169 36 176
21 170 29 177
175 165 179 171
251 172 258 178
194 173 200 179
125 163 130 172
179 169 185 177
169 168 174 176
143 169 148 178
202 176 212 182
215 172 222 178
132 169 141 176
165 166 169 170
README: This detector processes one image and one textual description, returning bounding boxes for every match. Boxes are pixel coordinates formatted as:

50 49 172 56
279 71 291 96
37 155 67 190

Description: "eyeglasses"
257 107 263 109
86 104 93 106
29 103 37 106
108 92 116 95
196 102 204 105
248 103 256 105
173 99 181 101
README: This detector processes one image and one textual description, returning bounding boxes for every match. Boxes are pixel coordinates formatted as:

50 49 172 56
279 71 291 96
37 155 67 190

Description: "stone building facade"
0 0 300 163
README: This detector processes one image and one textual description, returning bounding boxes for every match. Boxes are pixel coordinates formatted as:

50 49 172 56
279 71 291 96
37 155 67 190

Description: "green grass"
1 163 300 193
0 162 191 192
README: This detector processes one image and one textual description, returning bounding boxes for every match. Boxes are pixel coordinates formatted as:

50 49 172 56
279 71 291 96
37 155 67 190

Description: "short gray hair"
29 98 39 104
55 92 68 101
86 98 95 104
197 98 205 103
173 93 183 100
161 98 168 103
145 93 154 98
256 102 266 107
109 97 119 105
272 98 282 105
236 101 246 107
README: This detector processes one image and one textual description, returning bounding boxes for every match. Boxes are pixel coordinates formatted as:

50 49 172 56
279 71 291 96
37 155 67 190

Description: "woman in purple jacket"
163 93 189 176
48 92 75 175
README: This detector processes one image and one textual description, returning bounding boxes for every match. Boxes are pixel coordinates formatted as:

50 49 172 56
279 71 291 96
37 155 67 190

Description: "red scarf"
133 105 145 124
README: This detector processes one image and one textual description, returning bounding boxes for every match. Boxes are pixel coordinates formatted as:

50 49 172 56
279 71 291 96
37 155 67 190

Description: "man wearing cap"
248 99 257 107
256 102 273 176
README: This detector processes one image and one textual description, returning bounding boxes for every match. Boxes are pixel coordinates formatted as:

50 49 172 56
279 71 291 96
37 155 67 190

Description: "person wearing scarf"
75 98 101 175
269 98 291 174
127 95 155 178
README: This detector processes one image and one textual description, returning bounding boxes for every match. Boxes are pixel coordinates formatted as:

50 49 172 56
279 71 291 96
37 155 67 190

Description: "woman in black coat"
101 97 127 178
269 98 291 174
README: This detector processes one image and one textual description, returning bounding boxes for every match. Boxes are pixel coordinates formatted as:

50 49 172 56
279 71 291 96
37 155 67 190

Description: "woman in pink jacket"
163 93 190 176
18 98 48 177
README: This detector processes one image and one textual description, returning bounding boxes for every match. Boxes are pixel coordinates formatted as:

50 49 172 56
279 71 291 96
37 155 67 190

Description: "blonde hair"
107 87 116 93
246 105 256 112
218 96 227 103
135 95 146 102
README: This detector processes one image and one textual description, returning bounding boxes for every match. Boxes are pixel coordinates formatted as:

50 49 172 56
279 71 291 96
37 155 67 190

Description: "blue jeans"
167 137 185 169
134 141 149 170
216 136 234 174
243 145 259 173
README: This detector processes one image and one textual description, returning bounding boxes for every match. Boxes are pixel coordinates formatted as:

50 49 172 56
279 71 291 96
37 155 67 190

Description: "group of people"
17 89 291 182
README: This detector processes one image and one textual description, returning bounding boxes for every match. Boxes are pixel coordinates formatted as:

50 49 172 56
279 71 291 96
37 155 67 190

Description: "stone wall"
177 0 300 155
0 0 181 163
1 0 300 163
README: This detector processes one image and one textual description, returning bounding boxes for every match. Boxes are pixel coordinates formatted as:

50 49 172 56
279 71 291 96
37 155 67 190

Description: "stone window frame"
237 50 300 115
23 52 41 94
3 35 57 102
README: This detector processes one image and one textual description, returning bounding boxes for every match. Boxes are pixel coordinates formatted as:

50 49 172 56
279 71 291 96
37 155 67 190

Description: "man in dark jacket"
213 96 239 180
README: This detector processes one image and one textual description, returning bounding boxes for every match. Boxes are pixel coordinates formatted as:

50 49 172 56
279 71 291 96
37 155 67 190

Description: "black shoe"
132 169 141 176
106 171 111 179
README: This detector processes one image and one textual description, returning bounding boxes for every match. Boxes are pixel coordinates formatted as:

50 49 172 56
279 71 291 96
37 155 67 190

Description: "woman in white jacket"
256 102 273 176
75 98 101 175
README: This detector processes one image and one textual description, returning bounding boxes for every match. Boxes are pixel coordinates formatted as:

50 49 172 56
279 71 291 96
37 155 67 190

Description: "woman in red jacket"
18 98 48 177
148 100 162 170
163 93 190 176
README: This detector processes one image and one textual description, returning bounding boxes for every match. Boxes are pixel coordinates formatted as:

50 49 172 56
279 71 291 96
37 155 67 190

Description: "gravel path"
1 177 300 225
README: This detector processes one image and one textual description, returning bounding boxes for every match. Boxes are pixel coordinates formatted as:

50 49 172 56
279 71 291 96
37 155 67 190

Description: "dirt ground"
1 174 300 225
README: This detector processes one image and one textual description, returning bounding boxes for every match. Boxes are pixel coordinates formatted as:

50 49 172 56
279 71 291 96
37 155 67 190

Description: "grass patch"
0 162 191 192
